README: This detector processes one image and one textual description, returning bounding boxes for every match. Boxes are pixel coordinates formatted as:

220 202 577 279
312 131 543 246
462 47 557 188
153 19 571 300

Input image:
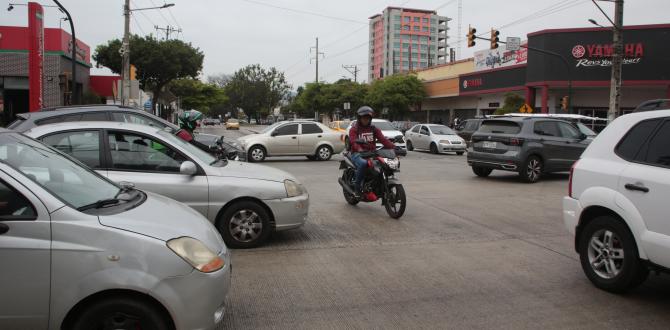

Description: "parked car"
329 120 351 133
490 113 604 137
238 121 345 162
24 122 309 248
454 118 484 146
405 124 467 155
7 105 230 159
226 118 240 130
195 133 246 161
250 119 257 125
564 109 670 293
344 119 407 151
0 128 231 329
467 117 590 183
634 99 670 112
203 118 221 126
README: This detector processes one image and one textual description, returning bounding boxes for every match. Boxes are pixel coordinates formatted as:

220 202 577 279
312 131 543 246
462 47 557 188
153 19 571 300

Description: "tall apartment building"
369 7 450 81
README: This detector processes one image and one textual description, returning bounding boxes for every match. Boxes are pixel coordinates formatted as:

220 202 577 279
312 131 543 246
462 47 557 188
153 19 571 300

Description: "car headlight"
167 237 224 273
284 179 304 197
439 140 451 145
386 157 400 170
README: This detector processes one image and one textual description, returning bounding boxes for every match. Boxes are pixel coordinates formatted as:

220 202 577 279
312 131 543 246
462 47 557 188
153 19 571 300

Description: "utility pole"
155 25 182 40
121 0 130 106
310 37 324 83
343 64 360 82
608 0 624 123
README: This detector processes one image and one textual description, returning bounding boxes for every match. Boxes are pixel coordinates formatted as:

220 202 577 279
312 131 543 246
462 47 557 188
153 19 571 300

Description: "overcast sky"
1 0 668 90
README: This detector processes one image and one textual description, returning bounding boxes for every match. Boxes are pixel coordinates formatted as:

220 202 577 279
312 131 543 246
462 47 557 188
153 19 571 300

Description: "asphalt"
201 125 670 330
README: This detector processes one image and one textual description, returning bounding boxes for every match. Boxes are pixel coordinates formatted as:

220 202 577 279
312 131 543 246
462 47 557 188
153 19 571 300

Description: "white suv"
564 109 670 293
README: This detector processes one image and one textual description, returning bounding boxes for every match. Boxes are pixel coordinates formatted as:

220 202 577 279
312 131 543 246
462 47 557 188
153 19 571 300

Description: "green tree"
365 74 425 120
224 64 291 122
168 78 227 114
494 93 526 115
287 80 369 119
93 35 204 115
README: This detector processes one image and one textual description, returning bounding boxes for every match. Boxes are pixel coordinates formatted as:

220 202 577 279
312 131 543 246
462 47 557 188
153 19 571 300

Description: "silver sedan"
24 122 309 248
0 129 230 329
237 121 345 162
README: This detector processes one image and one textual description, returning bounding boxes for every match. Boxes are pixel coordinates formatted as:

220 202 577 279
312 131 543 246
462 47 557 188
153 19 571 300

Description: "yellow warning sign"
519 103 533 113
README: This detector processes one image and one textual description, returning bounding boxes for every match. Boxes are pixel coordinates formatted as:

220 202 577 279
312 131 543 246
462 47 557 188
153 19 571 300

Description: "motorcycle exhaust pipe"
338 178 356 195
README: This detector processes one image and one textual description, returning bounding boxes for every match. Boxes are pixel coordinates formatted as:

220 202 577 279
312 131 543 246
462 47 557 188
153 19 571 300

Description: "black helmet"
357 106 374 117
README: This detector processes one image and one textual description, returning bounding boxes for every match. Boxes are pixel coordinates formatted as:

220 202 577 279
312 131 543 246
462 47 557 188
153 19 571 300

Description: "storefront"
0 25 91 124
416 23 670 122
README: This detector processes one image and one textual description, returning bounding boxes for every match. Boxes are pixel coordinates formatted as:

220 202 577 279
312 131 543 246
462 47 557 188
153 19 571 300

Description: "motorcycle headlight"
167 237 224 273
284 179 304 197
439 140 451 145
386 158 400 170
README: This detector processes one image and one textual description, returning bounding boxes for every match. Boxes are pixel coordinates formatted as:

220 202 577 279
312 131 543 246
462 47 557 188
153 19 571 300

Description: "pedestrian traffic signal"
490 29 500 49
560 96 569 111
467 26 476 48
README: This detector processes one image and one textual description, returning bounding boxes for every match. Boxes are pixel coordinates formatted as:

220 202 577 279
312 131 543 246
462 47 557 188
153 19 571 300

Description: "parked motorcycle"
338 143 407 219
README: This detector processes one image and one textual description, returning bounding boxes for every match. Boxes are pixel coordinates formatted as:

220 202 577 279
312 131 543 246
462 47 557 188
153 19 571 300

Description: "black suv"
455 118 484 147
7 105 245 160
467 117 590 183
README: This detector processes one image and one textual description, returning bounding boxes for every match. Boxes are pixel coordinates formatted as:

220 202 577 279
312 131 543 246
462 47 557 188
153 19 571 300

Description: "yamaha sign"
571 42 644 67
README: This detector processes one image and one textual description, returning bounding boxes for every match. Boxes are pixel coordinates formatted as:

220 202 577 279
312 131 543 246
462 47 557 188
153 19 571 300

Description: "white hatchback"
563 109 670 292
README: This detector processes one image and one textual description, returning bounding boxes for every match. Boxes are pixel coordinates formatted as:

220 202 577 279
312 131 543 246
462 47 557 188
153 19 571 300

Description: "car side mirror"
180 161 198 176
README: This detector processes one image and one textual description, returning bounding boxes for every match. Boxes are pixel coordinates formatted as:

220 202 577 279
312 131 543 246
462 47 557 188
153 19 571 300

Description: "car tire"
520 155 542 183
406 140 414 151
456 151 464 156
218 201 272 249
344 137 350 151
315 145 333 161
248 145 266 162
70 296 172 330
430 143 438 154
472 166 493 177
578 216 649 293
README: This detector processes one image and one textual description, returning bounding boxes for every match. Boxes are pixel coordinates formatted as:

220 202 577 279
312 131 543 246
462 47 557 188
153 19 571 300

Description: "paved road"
200 126 670 329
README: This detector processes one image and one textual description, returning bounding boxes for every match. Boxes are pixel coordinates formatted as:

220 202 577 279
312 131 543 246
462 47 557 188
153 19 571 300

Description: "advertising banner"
474 41 528 72
28 2 44 112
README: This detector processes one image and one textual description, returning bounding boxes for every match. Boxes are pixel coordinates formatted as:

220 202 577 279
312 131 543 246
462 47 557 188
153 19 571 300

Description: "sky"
1 0 668 90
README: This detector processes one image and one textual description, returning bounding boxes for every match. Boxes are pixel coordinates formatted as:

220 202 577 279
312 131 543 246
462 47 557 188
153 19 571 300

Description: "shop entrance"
1 89 29 127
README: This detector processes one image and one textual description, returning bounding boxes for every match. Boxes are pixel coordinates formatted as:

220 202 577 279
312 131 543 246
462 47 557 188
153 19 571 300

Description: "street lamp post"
52 0 77 105
120 2 175 107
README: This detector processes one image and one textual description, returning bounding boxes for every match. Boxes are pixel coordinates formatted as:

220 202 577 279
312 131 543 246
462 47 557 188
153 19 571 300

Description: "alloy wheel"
526 158 541 181
588 229 624 279
318 146 331 160
250 148 264 162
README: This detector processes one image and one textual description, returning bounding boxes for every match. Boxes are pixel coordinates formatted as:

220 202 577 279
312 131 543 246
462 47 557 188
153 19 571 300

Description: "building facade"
416 24 670 127
369 7 450 81
0 26 91 124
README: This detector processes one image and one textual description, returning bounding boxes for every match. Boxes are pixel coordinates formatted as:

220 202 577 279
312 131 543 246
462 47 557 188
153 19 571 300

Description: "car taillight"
569 160 578 198
509 138 524 146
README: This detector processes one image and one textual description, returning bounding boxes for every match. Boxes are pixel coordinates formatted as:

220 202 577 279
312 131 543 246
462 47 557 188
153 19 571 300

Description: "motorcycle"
338 141 408 219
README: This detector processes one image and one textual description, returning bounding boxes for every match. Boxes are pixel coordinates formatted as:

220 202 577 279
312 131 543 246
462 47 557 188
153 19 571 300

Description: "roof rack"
634 99 670 112
39 104 140 112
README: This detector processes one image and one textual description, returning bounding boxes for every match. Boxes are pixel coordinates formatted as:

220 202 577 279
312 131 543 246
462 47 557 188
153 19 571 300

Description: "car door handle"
0 223 9 235
292 136 297 139
625 183 649 193
317 135 322 138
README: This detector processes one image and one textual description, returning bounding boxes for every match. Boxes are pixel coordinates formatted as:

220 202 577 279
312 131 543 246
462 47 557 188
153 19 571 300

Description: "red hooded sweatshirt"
349 122 395 152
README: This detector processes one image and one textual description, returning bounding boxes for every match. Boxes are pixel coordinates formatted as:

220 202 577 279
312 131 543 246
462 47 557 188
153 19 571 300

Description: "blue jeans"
351 153 368 192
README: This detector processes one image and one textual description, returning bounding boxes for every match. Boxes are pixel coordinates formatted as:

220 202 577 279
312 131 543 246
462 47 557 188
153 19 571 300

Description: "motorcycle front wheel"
384 184 406 219
342 169 359 205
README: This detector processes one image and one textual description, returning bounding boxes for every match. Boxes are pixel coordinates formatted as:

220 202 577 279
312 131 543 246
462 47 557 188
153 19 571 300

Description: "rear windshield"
479 120 522 134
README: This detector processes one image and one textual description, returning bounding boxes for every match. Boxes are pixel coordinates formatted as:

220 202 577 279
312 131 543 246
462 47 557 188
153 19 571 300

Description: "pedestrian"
453 116 460 128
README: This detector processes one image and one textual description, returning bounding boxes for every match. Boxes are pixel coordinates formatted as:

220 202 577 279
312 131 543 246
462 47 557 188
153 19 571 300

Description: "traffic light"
130 65 137 80
560 96 569 111
490 29 500 49
467 26 476 48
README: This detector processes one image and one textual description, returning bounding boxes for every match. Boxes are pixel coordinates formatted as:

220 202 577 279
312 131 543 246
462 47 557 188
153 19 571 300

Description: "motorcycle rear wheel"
384 184 406 219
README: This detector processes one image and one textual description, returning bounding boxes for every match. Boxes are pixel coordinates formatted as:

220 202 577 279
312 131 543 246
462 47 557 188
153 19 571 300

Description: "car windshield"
428 125 456 135
372 121 395 131
479 120 522 134
576 123 597 136
338 122 351 129
228 119 239 123
261 122 283 133
0 133 120 209
157 130 220 166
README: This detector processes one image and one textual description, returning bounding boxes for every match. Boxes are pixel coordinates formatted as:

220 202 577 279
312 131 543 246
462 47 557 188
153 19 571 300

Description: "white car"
404 124 467 155
563 109 670 293
344 119 406 150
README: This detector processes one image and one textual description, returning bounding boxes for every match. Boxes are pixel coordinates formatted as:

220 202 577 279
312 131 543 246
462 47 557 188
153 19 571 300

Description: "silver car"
24 122 309 248
0 129 231 330
237 121 345 162
404 124 467 155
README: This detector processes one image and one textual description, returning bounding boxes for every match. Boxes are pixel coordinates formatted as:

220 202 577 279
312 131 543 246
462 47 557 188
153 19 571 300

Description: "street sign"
519 103 533 113
506 37 521 51
343 102 351 110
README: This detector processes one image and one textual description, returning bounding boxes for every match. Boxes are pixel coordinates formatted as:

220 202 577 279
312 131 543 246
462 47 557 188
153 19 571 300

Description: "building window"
394 24 401 30
423 18 429 23
402 43 409 49
422 26 429 32
393 15 401 21
420 44 428 50
431 18 437 24
413 26 420 31
431 27 436 33
403 25 410 31
411 35 418 41
414 17 420 22
403 16 410 22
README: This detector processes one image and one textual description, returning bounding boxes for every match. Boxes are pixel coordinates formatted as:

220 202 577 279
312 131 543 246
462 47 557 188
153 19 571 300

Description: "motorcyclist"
348 106 395 197
176 110 203 142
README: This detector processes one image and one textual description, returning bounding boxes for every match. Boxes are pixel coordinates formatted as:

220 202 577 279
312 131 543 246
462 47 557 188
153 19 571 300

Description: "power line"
166 6 182 30
240 0 367 25
148 0 172 26
131 12 147 35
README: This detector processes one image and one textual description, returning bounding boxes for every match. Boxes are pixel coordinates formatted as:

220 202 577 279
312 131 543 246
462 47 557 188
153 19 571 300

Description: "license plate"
483 141 497 149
